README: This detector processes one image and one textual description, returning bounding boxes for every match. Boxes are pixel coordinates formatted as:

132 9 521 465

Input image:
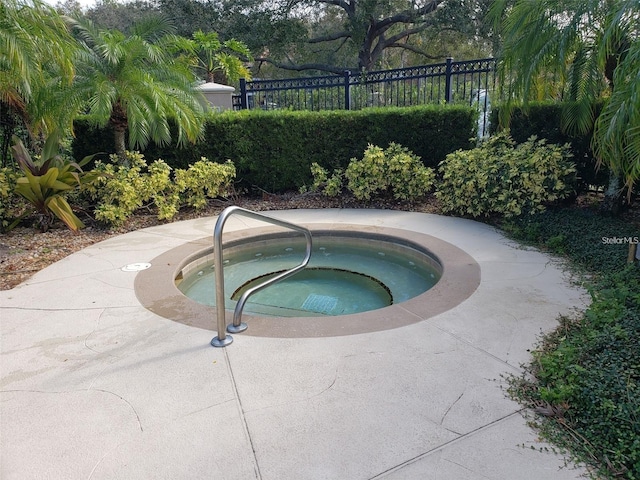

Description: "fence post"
240 78 248 110
445 57 453 103
343 71 351 110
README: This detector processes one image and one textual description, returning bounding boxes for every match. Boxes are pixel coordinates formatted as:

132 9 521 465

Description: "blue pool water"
178 235 440 317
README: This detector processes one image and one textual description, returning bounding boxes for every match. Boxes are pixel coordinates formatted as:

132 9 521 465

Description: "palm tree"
190 30 253 85
69 16 205 164
0 0 76 163
491 0 639 212
593 5 640 201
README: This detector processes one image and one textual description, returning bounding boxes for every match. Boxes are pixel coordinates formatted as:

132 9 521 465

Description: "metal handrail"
210 206 313 347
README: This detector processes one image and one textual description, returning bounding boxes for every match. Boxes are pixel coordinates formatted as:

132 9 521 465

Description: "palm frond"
593 37 640 195
1 0 77 134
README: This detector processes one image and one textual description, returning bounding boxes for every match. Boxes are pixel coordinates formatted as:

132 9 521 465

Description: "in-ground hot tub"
135 224 481 338
177 233 442 317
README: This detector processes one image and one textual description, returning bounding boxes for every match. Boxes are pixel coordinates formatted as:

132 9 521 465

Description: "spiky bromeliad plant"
12 132 99 232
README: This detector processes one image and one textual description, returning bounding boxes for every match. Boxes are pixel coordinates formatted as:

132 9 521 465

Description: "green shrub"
0 167 25 232
175 158 236 209
344 143 435 201
85 152 153 225
86 152 236 226
491 102 607 192
436 132 576 218
307 162 343 197
306 143 435 201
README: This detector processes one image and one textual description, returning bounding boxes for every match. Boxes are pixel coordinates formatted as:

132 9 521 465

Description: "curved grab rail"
210 206 313 347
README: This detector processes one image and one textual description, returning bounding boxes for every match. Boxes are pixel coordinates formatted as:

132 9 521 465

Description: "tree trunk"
627 243 638 264
358 44 374 71
600 172 625 216
213 70 228 85
114 127 127 166
358 20 376 71
110 102 129 166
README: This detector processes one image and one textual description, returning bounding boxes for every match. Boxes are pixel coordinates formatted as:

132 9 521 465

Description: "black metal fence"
234 57 496 135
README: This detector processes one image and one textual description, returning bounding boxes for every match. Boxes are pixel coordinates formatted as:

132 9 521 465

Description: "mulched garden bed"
0 193 441 290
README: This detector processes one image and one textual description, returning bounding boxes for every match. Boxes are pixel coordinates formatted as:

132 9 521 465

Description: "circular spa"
177 233 441 317
134 223 481 338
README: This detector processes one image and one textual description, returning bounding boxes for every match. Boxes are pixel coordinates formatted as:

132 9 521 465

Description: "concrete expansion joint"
367 411 525 479
224 349 263 480
429 322 524 374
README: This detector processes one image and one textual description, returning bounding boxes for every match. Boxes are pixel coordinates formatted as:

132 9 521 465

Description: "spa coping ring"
134 224 481 338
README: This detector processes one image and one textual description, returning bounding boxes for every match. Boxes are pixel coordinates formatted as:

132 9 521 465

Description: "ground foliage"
85 151 236 226
502 206 640 479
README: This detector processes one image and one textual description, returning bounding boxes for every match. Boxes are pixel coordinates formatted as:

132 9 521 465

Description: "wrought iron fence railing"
233 57 496 135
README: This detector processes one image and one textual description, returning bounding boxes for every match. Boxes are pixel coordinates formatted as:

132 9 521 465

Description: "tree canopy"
253 0 494 73
75 0 495 77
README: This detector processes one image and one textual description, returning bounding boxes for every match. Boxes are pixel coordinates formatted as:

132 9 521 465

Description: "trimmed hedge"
491 102 608 192
73 105 476 193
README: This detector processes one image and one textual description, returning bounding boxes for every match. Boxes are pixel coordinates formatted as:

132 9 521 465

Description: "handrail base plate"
227 322 248 334
211 335 233 347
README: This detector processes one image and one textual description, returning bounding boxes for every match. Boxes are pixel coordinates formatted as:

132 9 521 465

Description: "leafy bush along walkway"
503 208 640 479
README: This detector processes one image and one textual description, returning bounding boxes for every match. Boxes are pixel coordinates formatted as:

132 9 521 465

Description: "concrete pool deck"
1 209 590 479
